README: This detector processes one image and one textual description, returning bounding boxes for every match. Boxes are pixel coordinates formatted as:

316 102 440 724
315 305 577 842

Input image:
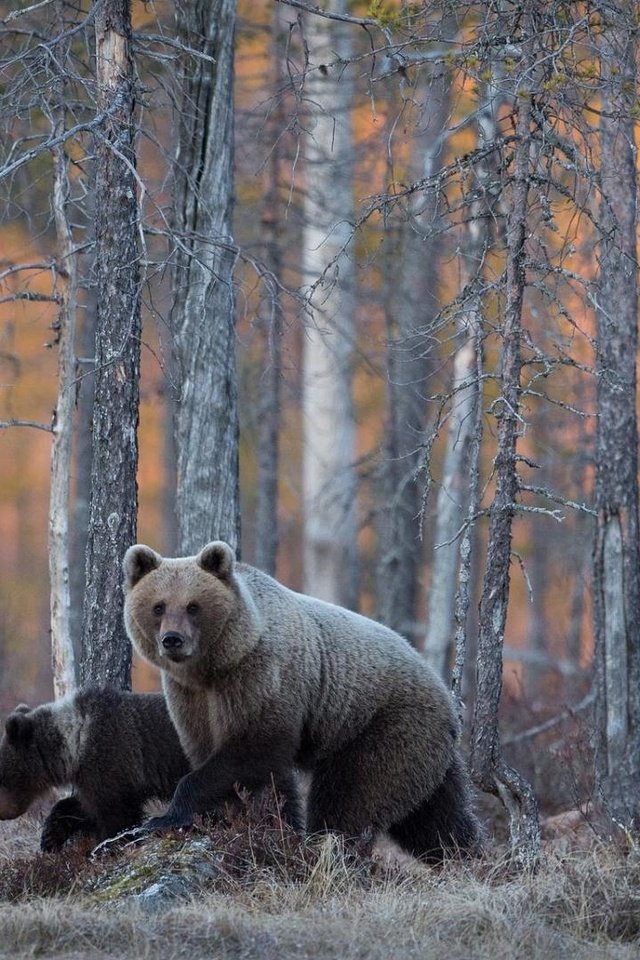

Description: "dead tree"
48 0 79 697
593 3 640 828
469 25 540 866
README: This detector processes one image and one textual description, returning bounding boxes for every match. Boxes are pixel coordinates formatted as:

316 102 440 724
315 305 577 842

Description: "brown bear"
0 686 190 850
123 541 482 862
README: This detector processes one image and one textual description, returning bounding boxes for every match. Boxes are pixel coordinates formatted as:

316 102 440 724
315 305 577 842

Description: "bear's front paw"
40 820 70 852
144 812 195 834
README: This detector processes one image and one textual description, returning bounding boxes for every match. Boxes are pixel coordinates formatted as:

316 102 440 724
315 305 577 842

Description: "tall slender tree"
48 0 79 697
593 2 640 826
301 0 358 607
170 0 240 557
424 63 502 678
80 0 141 688
376 18 455 645
469 5 540 866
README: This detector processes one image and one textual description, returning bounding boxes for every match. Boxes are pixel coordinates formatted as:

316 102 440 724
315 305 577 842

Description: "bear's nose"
161 632 185 650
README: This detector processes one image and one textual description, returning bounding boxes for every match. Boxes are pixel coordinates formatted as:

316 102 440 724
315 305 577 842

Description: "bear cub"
0 686 189 850
124 541 482 862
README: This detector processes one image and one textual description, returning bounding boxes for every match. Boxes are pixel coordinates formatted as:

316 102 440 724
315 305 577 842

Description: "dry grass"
0 805 639 960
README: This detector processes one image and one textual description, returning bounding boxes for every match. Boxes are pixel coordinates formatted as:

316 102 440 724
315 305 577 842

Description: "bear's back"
234 563 456 754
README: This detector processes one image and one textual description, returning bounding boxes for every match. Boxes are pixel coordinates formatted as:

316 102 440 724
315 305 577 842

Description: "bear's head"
123 541 251 679
0 705 52 819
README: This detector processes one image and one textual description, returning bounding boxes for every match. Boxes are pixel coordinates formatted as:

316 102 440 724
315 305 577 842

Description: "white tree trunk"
301 1 357 607
48 2 78 698
425 75 502 678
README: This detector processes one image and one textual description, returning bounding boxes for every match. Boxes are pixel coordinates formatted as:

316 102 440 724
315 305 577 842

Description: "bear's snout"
162 631 185 650
160 631 190 662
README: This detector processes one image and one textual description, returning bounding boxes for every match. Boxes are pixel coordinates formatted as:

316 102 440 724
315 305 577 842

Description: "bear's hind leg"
388 753 482 863
306 710 449 840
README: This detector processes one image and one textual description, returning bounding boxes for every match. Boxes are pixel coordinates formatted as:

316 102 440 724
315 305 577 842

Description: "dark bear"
0 686 190 849
123 541 482 862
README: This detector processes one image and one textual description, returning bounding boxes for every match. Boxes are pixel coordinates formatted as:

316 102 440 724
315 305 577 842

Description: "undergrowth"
0 797 639 959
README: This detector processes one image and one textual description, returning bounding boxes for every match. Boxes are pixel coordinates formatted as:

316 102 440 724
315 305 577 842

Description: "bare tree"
170 0 240 557
80 0 141 688
468 6 541 866
47 0 79 697
301 0 358 607
593 2 640 827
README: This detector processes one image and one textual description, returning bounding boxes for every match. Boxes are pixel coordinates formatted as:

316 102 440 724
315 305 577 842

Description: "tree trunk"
470 74 540 867
593 6 640 827
80 0 140 689
254 5 286 576
425 67 500 677
171 0 240 558
376 21 455 644
48 0 78 698
301 0 358 608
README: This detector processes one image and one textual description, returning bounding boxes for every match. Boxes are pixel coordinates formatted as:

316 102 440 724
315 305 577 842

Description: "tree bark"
593 4 640 827
170 0 239 558
301 0 358 607
470 69 540 867
80 0 140 689
48 0 78 698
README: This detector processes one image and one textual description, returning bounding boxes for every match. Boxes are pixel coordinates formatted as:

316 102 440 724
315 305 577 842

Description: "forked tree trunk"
171 0 240 558
301 0 358 607
593 9 640 826
80 0 140 688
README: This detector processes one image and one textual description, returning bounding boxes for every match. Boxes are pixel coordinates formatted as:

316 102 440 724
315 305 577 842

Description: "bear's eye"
152 602 165 617
186 602 200 616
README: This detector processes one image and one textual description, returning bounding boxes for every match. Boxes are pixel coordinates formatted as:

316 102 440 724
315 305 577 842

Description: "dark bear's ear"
5 712 34 746
197 541 235 581
123 544 162 589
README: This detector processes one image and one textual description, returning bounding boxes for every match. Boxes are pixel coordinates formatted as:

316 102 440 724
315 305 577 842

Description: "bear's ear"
5 712 34 746
123 544 162 590
197 541 235 581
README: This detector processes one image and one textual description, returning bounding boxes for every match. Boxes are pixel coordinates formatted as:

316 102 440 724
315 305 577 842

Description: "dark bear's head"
0 705 50 819
123 541 240 675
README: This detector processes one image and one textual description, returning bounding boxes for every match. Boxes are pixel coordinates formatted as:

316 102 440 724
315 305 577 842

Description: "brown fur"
0 687 190 850
123 541 482 861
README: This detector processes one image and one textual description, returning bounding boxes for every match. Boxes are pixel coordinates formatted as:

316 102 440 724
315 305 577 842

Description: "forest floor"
0 801 639 960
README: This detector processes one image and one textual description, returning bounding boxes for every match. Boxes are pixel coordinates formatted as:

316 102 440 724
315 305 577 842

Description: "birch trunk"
48 2 78 697
301 0 357 607
425 72 500 677
593 6 640 826
80 0 140 688
171 0 239 557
